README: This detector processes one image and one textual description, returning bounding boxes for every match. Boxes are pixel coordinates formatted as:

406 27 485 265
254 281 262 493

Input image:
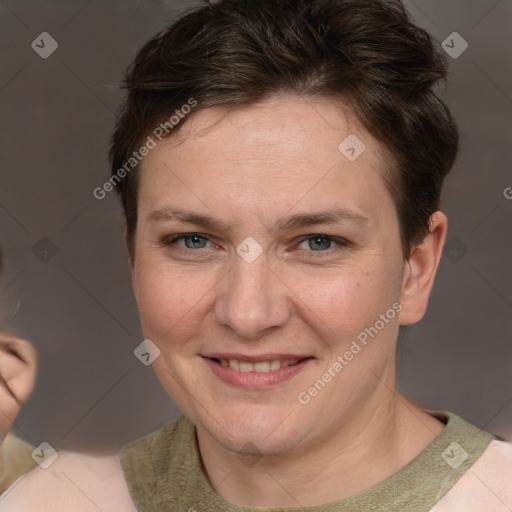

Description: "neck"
196 391 445 508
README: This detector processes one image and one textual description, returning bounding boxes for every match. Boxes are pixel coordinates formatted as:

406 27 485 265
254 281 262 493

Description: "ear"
399 211 448 325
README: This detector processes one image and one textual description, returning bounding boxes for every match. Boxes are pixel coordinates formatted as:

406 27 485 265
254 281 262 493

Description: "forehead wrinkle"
271 210 369 233
145 205 235 235
146 205 369 238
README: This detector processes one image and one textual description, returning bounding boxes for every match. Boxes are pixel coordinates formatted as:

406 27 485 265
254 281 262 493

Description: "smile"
202 355 313 389
218 358 301 372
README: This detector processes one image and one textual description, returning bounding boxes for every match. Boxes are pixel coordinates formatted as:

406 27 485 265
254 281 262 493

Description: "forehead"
167 96 374 166
137 95 395 228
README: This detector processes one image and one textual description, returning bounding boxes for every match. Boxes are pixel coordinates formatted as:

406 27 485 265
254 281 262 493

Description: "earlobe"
399 211 448 325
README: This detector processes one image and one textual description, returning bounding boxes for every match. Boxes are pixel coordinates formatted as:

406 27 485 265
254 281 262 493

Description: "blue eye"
165 233 212 250
297 235 347 253
304 235 333 251
162 233 348 259
182 234 209 249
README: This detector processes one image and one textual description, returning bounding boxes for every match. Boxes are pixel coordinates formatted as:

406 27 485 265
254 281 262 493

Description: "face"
131 96 408 456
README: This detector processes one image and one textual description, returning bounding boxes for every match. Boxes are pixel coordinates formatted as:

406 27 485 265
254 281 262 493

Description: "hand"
0 334 37 442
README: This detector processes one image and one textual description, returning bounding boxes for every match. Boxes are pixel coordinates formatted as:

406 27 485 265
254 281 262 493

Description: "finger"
0 335 38 368
4 367 37 405
0 385 21 440
0 349 29 384
0 335 37 407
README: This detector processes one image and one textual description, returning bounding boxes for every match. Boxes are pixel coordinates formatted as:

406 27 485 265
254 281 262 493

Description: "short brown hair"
110 0 458 259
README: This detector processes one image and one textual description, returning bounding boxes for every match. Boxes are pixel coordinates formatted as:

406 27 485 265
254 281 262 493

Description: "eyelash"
161 232 349 258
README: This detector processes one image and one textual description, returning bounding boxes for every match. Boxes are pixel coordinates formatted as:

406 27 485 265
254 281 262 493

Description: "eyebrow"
146 206 369 233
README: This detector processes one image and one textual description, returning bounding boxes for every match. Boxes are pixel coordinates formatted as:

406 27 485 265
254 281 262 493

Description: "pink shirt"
431 440 512 511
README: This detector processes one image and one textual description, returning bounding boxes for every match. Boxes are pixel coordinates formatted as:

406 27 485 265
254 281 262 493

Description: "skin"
0 95 448 510
130 95 448 507
0 334 37 442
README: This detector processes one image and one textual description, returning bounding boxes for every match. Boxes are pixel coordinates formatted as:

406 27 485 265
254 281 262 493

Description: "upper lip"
202 353 312 363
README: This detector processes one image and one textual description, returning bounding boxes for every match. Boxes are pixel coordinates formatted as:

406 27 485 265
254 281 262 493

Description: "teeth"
220 358 301 372
253 361 270 372
239 362 253 373
270 360 281 370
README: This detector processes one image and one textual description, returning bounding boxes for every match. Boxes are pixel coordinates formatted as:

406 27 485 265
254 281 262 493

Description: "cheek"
133 261 217 340
295 266 389 314
289 263 395 333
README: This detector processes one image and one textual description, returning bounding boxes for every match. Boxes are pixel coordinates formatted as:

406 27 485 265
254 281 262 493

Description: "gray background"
0 0 511 453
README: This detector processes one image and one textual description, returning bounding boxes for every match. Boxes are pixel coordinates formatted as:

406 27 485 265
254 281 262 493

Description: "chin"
194 402 307 455
154 360 316 453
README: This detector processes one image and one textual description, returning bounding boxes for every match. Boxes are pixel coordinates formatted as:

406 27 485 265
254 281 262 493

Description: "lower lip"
203 357 312 389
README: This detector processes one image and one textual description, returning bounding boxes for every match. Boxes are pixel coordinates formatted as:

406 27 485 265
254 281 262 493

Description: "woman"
2 0 511 510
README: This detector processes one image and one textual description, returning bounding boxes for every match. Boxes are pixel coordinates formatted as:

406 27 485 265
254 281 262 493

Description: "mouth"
202 354 314 389
212 357 305 372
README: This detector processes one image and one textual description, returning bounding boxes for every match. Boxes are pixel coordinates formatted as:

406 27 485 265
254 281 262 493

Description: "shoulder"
120 414 190 465
0 434 37 493
0 450 136 512
431 439 512 511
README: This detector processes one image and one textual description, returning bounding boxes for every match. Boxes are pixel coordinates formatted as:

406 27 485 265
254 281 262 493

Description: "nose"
215 251 292 339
